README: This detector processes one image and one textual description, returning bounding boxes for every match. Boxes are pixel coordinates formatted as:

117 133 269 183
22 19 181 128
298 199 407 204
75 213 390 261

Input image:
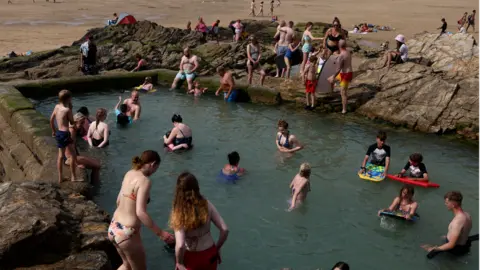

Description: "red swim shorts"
336 72 353 88
305 80 317 93
184 245 219 270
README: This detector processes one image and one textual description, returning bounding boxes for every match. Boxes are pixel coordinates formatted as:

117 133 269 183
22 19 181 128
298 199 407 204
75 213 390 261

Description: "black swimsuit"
326 32 341 52
174 129 193 148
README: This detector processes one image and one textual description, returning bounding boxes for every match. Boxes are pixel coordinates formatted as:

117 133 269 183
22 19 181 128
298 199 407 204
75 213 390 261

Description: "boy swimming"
188 81 208 97
218 151 245 183
398 153 429 181
114 96 132 125
289 163 311 211
360 131 391 177
49 89 78 183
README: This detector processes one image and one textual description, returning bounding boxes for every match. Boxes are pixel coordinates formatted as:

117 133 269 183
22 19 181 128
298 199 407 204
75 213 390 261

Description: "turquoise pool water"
35 90 479 270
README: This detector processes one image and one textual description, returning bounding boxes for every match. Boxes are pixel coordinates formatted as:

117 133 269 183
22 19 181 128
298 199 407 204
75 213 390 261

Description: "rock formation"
0 182 120 269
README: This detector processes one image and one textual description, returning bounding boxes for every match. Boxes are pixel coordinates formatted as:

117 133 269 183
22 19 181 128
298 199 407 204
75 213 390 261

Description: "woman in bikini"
86 108 109 148
276 119 303 153
218 151 245 183
163 114 193 151
170 172 229 270
300 22 322 75
108 150 175 270
378 185 418 220
246 35 266 86
323 18 345 57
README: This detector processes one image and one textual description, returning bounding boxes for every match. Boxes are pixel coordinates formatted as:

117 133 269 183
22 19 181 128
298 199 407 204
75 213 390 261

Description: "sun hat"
395 34 405 43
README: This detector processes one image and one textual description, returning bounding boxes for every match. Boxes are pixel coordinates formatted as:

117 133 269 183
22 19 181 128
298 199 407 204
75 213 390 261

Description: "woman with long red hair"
170 172 229 270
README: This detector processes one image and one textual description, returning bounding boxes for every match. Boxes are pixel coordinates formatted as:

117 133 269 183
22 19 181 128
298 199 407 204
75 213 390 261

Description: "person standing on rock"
170 47 199 92
215 66 238 102
328 39 352 114
466 10 476 33
246 35 266 86
108 150 175 270
274 21 295 77
79 36 98 75
123 91 141 121
323 18 345 57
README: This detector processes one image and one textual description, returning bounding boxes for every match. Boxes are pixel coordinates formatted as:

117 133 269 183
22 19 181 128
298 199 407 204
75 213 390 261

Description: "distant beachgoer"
188 81 208 97
458 12 468 30
422 191 473 256
246 35 266 86
359 131 390 177
136 76 153 92
123 91 141 121
187 21 192 31
163 114 193 151
65 113 101 182
328 39 353 114
108 150 174 270
269 0 274 16
249 0 256 17
398 153 429 181
171 47 199 91
303 55 318 110
288 163 311 211
131 54 147 72
378 185 418 220
79 36 98 75
215 66 238 102
210 20 221 44
332 262 350 270
87 108 109 148
218 151 245 183
259 1 264 16
466 10 476 32
276 0 280 7
276 119 303 153
379 34 408 69
300 22 322 75
274 20 295 77
233 19 244 42
284 36 301 79
195 17 208 39
438 18 448 36
108 13 118 25
49 90 77 183
114 96 132 125
323 18 345 56
170 172 229 270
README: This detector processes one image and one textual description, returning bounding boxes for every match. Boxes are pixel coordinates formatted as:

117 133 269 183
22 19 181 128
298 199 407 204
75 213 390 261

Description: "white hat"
395 34 405 43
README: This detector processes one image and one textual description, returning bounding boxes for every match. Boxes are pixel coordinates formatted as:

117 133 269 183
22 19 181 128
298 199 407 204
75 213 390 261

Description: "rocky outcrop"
0 182 119 269
354 32 478 139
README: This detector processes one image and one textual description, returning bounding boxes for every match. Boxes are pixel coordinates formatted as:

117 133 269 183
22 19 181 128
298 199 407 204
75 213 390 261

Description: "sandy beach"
1 0 477 54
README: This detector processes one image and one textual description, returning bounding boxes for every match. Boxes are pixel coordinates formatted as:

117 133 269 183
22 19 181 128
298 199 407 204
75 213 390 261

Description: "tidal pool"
35 90 479 270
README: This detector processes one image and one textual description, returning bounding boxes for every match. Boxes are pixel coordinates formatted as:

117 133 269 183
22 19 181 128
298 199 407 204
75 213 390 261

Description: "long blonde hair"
299 162 311 178
170 172 209 231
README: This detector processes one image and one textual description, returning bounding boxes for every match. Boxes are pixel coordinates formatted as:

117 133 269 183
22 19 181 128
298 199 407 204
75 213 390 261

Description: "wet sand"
0 0 476 54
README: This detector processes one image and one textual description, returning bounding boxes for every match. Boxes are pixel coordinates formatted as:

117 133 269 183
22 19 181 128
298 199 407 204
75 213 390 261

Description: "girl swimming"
86 108 109 148
378 185 418 220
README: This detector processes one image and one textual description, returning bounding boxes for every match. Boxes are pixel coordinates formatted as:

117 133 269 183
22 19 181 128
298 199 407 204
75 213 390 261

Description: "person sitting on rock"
131 54 147 72
170 47 199 92
108 13 118 25
377 34 408 70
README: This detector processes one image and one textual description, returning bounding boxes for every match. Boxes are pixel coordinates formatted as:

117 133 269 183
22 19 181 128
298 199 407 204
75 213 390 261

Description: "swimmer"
378 185 418 220
359 131 390 177
163 131 189 151
188 81 208 97
163 114 193 151
398 153 429 181
123 91 141 121
171 47 199 91
288 163 311 211
215 66 238 102
276 119 303 153
77 106 93 138
136 77 153 92
219 151 245 182
114 96 132 125
422 191 473 257
87 108 109 148
332 262 350 270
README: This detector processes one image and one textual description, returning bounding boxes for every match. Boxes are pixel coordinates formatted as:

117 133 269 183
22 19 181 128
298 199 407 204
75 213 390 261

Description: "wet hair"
77 106 89 116
228 151 240 166
409 153 423 163
399 185 414 199
299 163 311 178
331 262 349 270
145 76 152 83
131 150 161 170
277 119 289 129
58 89 72 104
169 172 209 231
117 114 129 125
172 114 183 123
95 108 107 129
376 131 387 141
305 22 313 29
444 191 463 205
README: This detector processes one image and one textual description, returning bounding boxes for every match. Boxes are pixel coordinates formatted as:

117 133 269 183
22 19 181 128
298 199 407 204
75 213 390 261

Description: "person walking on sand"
258 1 264 16
276 0 281 7
328 39 353 114
49 90 77 183
249 0 256 17
108 150 175 270
269 0 275 16
458 12 468 30
246 35 266 86
466 10 476 33
170 172 229 270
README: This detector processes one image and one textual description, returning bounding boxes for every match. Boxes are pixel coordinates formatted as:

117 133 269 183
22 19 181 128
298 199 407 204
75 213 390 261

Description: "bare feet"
71 176 84 182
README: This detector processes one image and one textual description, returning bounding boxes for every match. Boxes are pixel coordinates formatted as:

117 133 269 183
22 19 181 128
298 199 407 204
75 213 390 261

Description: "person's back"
453 211 472 245
55 104 71 132
176 123 192 138
184 202 214 251
90 121 107 140
115 170 143 227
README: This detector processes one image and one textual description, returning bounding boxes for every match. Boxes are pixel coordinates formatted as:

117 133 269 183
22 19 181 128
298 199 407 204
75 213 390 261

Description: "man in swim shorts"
170 47 199 91
215 67 237 102
123 91 141 121
422 191 473 256
328 39 352 114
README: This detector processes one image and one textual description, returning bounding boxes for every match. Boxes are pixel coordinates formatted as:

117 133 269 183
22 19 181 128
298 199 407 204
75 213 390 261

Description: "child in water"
163 131 189 151
188 81 208 97
378 185 418 220
136 77 153 92
288 163 311 211
218 151 245 183
114 96 131 125
398 153 429 181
